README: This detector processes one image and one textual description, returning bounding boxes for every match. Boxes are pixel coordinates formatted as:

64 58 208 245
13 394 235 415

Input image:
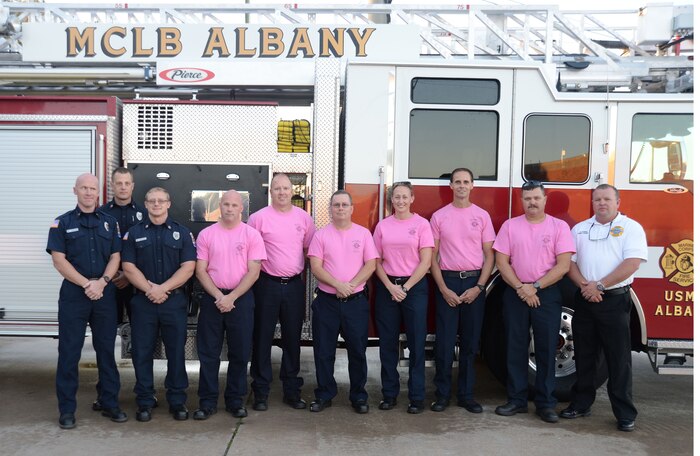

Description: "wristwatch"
102 275 111 284
533 281 541 291
596 281 605 292
400 285 408 293
476 284 486 292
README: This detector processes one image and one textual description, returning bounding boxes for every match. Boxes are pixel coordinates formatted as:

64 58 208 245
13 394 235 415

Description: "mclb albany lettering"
65 26 376 59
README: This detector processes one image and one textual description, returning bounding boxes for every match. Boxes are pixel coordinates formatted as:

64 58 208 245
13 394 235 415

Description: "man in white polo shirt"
559 184 647 433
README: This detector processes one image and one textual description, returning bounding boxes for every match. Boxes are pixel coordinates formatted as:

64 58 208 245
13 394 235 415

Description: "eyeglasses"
588 222 612 241
522 180 544 191
146 199 169 205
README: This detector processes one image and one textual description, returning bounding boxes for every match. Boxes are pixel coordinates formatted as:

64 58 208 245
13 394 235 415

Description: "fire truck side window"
630 113 694 184
411 78 499 105
523 114 591 184
408 109 498 180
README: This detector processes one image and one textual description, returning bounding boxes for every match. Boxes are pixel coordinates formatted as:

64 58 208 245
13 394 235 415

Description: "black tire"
481 276 608 402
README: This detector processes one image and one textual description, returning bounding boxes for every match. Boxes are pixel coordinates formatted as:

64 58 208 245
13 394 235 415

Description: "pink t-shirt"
493 214 575 282
430 203 496 271
308 222 379 294
196 221 267 289
248 205 315 277
373 214 434 277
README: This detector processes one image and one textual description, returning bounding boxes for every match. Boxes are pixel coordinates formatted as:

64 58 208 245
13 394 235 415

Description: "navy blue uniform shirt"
98 199 146 237
46 207 122 278
121 217 196 284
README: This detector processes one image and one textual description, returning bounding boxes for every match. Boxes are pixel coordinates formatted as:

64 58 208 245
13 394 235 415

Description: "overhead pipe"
0 66 153 83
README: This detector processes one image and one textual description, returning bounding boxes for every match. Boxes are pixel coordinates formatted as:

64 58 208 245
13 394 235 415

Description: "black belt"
136 287 185 295
387 275 410 285
316 288 364 302
603 285 631 297
260 270 302 285
442 270 481 279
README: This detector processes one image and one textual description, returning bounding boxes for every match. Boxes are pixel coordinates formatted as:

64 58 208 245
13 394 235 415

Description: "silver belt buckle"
459 271 469 279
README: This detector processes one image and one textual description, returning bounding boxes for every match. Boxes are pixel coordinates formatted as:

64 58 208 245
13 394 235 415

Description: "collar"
73 206 101 218
144 217 174 230
109 198 137 209
591 212 624 226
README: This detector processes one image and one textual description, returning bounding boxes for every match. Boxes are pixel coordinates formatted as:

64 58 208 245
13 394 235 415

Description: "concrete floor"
0 336 693 456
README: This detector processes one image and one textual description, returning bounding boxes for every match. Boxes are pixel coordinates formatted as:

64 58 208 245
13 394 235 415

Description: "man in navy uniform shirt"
47 173 127 429
93 167 146 412
98 167 145 325
122 187 196 422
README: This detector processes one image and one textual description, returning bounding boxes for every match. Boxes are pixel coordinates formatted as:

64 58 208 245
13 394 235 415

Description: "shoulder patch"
50 219 59 229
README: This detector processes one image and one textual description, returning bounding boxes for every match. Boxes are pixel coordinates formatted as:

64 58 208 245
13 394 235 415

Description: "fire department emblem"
541 235 551 244
173 231 180 240
353 240 361 249
660 239 693 287
136 212 143 221
408 227 417 236
611 226 624 237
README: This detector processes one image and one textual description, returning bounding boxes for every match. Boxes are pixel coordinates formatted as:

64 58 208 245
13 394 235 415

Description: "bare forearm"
349 259 376 287
496 253 522 289
196 262 223 298
102 253 121 282
601 258 642 288
404 249 432 290
161 261 195 292
122 262 151 292
230 267 260 299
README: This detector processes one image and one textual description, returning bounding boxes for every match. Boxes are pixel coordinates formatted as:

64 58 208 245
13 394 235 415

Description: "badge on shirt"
135 237 147 242
136 211 143 221
611 226 624 237
173 231 180 240
66 227 79 233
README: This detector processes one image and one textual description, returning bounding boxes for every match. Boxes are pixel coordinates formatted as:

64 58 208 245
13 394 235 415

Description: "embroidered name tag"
135 237 148 242
66 228 79 233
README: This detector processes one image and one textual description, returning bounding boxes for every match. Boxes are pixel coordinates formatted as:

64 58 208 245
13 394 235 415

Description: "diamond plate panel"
123 102 314 174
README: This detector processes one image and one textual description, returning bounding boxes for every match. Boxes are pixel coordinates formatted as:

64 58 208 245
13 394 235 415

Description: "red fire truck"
0 3 692 397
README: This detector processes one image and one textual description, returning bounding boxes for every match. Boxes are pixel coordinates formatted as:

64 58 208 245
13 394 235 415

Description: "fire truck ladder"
0 3 693 94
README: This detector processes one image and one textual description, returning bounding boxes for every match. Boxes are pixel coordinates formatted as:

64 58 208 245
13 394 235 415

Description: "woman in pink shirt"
373 182 434 414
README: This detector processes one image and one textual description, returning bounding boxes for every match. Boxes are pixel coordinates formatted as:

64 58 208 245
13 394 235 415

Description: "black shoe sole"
559 410 592 419
495 407 528 416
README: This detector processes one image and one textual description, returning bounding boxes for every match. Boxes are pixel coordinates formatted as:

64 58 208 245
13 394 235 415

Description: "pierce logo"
159 68 215 83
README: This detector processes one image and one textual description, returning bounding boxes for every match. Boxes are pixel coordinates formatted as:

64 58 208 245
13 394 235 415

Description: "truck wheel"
525 306 607 402
481 278 608 402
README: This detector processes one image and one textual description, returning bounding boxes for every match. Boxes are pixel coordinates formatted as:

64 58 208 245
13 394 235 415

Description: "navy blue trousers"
311 291 369 403
130 292 188 408
196 290 254 409
502 285 562 409
571 290 637 421
433 275 486 401
375 277 428 402
56 281 120 414
250 275 305 398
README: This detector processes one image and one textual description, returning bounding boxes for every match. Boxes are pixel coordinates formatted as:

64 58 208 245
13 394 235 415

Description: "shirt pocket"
65 226 87 251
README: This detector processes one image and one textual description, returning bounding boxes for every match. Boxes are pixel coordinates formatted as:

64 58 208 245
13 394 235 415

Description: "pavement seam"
223 418 243 455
